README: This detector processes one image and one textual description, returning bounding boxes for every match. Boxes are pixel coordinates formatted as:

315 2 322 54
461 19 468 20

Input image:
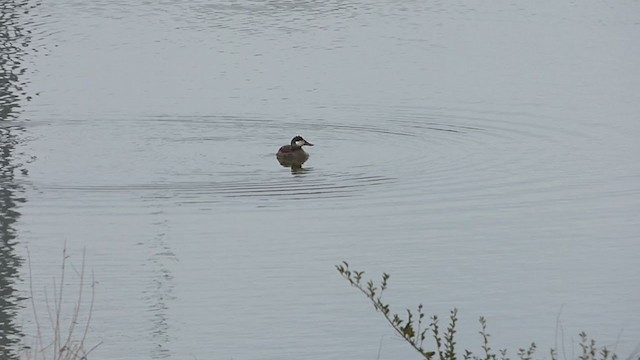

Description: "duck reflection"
276 136 313 173
283 162 312 175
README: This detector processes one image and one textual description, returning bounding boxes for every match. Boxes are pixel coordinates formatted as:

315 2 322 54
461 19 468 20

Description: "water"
1 0 639 359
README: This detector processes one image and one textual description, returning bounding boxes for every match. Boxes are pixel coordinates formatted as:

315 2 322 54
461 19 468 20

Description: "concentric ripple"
26 103 602 211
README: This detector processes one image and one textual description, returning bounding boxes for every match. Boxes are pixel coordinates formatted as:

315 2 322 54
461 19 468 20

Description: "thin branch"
26 247 43 355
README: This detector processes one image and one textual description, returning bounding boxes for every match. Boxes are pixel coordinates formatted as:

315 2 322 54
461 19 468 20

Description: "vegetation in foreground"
12 254 638 359
18 247 100 360
336 261 639 360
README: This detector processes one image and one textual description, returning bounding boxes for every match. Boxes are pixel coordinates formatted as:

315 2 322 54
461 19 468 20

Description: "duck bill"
305 141 314 146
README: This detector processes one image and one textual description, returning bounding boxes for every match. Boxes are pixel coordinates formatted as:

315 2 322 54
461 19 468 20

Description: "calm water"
1 0 639 359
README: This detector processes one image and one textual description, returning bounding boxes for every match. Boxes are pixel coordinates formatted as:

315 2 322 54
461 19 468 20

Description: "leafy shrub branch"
336 261 638 360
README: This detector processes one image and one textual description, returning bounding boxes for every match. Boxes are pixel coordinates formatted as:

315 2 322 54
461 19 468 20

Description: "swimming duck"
276 135 314 168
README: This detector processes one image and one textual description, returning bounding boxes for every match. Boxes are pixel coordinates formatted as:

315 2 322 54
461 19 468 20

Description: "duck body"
276 136 313 167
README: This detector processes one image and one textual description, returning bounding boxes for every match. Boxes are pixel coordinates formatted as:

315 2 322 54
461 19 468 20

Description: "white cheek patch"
295 140 305 146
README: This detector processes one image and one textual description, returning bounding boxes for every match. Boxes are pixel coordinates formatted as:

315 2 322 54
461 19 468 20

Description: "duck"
276 135 314 168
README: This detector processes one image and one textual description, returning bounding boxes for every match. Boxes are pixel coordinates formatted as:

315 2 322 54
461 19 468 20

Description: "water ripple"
27 103 602 209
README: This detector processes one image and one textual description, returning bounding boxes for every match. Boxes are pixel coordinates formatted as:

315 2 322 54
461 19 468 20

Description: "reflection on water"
288 165 312 176
0 0 35 120
143 215 177 359
276 155 311 171
0 128 24 357
0 0 38 356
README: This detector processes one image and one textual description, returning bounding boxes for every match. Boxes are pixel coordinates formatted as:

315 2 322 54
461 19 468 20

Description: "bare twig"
21 245 100 360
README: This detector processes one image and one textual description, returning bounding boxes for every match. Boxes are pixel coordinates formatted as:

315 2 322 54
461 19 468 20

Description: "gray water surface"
2 0 639 359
